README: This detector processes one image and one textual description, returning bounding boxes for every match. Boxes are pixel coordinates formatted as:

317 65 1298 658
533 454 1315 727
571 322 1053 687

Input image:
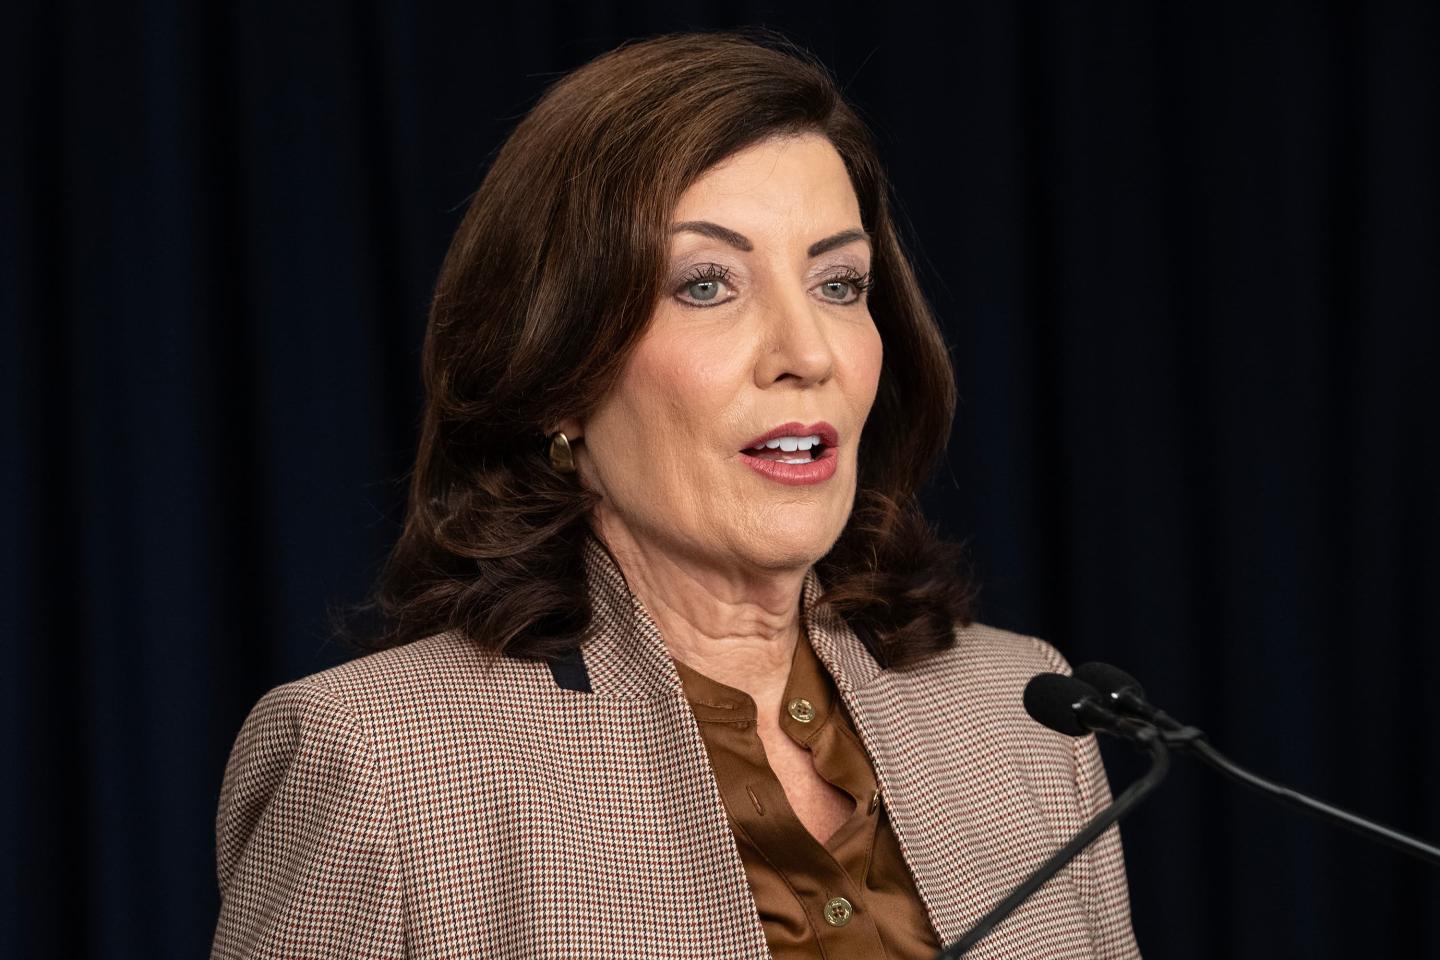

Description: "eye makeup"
669 260 874 309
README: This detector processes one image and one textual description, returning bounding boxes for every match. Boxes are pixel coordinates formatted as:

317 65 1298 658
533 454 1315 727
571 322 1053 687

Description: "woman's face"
572 132 884 576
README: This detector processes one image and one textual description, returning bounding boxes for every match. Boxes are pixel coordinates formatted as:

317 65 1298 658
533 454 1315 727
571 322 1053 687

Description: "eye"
816 267 874 305
675 263 735 307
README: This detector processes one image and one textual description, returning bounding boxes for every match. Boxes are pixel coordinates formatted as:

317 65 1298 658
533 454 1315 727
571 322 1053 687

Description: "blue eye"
688 279 723 302
676 263 733 307
672 263 874 308
818 268 874 304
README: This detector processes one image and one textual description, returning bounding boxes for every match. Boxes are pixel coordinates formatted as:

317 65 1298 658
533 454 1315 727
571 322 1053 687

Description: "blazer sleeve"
1033 638 1143 959
211 677 405 959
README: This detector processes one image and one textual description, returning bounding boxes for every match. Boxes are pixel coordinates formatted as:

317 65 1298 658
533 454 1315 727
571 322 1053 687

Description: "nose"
754 286 836 388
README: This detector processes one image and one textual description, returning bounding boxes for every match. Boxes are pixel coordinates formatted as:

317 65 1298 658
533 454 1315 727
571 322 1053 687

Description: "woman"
211 29 1140 960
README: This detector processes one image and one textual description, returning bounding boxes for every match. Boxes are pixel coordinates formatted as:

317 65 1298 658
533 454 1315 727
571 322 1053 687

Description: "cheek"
599 327 746 487
629 327 748 430
842 318 885 414
588 326 757 543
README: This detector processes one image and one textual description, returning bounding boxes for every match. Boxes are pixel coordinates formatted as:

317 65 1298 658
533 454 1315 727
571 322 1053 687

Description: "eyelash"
674 263 874 308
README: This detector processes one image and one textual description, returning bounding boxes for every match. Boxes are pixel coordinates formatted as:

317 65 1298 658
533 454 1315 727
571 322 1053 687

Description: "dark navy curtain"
6 2 1437 957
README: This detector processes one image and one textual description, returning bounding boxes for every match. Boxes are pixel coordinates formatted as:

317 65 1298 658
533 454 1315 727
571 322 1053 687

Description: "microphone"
1074 662 1440 868
1074 662 1189 734
1071 661 1205 747
1073 662 1160 721
934 675 1171 959
1022 673 1161 744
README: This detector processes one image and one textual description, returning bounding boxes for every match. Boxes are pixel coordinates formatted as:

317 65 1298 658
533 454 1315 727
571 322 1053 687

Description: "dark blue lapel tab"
547 646 592 693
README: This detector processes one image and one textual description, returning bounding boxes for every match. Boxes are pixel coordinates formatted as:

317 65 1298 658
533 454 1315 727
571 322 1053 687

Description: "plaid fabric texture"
212 536 1140 958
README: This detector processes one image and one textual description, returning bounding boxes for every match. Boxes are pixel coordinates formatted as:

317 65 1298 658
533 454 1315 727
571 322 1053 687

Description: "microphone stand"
934 729 1170 959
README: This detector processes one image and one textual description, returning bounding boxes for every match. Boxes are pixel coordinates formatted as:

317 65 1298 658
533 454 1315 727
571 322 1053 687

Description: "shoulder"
293 628 511 704
897 618 1075 695
219 631 554 822
220 631 495 789
215 649 453 952
216 631 547 869
242 630 552 744
951 619 1074 672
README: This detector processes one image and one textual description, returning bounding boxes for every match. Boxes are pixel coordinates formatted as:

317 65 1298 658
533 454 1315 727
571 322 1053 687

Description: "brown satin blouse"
671 630 941 960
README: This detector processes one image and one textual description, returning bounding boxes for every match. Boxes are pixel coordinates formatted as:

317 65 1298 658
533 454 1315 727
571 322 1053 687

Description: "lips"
740 421 839 451
737 420 840 487
738 443 839 486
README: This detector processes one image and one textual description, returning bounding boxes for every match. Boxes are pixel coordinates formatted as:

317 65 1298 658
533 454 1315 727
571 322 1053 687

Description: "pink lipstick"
738 421 839 486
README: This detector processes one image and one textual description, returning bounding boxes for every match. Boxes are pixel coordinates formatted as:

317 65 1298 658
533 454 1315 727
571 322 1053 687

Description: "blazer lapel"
801 570 1082 958
561 536 773 960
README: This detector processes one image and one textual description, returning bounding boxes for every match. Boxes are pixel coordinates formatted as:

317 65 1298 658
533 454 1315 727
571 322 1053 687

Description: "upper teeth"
752 434 823 452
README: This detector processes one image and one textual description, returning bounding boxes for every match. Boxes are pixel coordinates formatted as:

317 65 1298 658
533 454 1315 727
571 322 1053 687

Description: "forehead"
670 133 861 235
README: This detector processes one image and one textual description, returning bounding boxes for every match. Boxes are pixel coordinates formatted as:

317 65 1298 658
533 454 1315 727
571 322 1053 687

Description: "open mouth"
737 422 840 485
742 434 828 465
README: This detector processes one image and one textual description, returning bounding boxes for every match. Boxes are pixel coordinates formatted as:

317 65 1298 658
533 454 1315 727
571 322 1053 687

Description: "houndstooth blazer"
211 536 1141 959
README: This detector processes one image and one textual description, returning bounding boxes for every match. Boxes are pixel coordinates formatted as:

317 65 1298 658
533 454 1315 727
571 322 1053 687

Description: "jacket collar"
573 531 883 699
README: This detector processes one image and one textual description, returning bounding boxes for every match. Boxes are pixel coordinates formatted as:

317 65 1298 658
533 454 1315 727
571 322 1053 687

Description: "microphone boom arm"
1184 737 1440 868
1100 680 1440 868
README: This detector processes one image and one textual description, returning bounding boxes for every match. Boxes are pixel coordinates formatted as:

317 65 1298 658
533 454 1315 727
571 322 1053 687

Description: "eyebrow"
669 220 872 258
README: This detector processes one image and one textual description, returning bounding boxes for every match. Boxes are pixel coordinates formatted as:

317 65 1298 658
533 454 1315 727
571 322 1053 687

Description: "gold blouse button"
823 896 854 926
787 698 815 723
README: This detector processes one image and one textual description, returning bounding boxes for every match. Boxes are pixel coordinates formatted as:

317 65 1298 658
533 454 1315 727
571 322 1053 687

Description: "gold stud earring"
547 431 578 474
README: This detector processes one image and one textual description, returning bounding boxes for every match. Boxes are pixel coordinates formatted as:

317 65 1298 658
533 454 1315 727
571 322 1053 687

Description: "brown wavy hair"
347 27 976 669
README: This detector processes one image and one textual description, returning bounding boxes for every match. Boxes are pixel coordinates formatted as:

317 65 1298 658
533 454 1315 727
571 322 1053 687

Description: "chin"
732 520 840 573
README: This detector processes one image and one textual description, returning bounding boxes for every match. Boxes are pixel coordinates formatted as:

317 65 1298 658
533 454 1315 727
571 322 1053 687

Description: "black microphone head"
1075 662 1146 701
1023 673 1102 737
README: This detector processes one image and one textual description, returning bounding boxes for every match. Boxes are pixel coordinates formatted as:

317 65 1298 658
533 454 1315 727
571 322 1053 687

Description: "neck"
592 516 808 701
